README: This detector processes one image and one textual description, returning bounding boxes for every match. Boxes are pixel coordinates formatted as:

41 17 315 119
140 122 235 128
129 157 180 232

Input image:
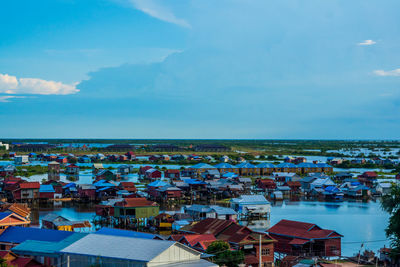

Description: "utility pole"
259 234 262 267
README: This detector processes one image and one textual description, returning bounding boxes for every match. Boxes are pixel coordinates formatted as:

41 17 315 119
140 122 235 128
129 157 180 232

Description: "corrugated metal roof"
61 234 177 262
231 195 269 204
256 162 275 168
96 227 159 239
276 163 297 168
0 226 74 244
11 233 86 257
214 163 236 169
191 163 216 169
235 162 256 168
40 184 55 193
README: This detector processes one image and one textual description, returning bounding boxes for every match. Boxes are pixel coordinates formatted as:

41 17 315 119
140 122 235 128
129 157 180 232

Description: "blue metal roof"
148 180 169 187
62 183 77 189
191 163 216 169
96 227 158 239
0 226 74 244
276 162 297 168
183 179 207 185
256 162 275 168
297 162 317 168
0 212 12 220
235 162 256 168
11 233 87 257
39 184 55 193
316 163 332 168
214 163 236 169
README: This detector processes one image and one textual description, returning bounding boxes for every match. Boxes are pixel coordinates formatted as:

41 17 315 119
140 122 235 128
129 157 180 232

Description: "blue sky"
1 0 399 139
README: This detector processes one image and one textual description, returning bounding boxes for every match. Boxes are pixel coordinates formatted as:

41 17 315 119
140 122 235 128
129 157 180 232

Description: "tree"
206 241 244 267
381 184 400 263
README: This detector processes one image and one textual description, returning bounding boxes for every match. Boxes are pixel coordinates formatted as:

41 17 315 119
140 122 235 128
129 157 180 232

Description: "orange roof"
19 182 40 189
181 234 216 246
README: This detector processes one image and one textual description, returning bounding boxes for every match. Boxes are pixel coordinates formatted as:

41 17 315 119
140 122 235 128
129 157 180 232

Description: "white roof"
231 195 269 204
61 234 201 263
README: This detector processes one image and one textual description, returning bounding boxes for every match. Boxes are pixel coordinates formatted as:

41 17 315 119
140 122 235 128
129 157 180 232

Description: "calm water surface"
31 199 389 257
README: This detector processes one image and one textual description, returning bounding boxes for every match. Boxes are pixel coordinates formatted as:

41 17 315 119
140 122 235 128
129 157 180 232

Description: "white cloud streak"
0 96 28 103
373 68 400 77
358 39 376 46
129 0 191 28
0 73 79 95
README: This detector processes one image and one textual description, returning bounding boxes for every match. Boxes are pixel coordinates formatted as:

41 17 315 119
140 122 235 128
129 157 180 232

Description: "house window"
262 248 270 256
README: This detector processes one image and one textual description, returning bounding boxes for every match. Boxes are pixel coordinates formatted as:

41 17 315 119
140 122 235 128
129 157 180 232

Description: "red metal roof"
180 234 216 246
185 218 234 235
19 182 40 189
117 198 158 208
268 219 342 240
184 218 275 244
289 238 309 245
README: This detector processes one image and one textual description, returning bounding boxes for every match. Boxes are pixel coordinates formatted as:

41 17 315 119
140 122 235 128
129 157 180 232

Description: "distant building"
230 195 271 218
268 219 342 257
48 161 60 181
194 144 230 152
14 155 29 165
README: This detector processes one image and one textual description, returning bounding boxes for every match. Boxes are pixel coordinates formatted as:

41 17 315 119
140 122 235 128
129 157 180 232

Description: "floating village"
0 141 398 267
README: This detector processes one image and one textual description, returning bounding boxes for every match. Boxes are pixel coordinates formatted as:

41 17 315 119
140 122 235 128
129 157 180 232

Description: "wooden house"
92 163 104 175
155 185 182 200
236 162 259 176
256 178 277 192
144 169 162 180
39 185 55 199
78 184 96 200
164 169 181 179
48 161 60 181
358 171 378 188
13 182 40 201
276 163 300 174
65 164 79 175
119 182 137 193
0 212 30 229
113 198 159 219
284 181 302 194
181 218 275 266
257 163 275 176
230 195 271 218
268 219 342 257
214 163 239 175
96 170 117 181
42 213 91 231
188 163 218 178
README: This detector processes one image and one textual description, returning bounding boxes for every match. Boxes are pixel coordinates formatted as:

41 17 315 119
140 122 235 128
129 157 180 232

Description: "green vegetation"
381 184 400 263
4 139 400 158
15 165 48 177
206 240 244 267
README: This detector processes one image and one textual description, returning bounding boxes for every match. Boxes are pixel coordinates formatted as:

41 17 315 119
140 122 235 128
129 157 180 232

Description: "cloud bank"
373 68 400 77
0 73 79 95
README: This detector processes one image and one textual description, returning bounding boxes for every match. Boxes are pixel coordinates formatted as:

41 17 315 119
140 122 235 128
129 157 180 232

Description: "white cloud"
0 73 79 95
0 96 27 103
373 68 400 77
129 0 191 28
358 40 376 46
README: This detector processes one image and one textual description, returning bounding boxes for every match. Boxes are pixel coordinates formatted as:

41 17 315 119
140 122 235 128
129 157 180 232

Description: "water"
32 199 389 257
269 200 389 257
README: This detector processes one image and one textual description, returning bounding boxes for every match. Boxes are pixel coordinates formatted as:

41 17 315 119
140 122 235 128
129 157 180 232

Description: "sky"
0 0 399 139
